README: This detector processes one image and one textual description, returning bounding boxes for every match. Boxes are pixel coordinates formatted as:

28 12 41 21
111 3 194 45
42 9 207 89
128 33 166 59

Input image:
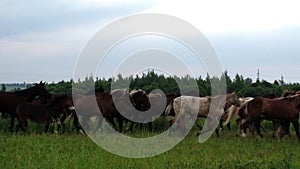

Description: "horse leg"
24 120 28 128
195 117 203 129
94 116 103 133
254 119 263 138
73 113 83 133
238 118 250 137
226 123 231 131
16 122 20 134
117 117 124 132
15 115 25 133
104 116 116 130
139 123 143 130
283 121 291 137
215 127 220 137
58 113 67 134
272 120 280 138
278 121 288 139
17 121 26 133
9 114 16 132
80 116 90 133
129 121 135 132
148 122 153 131
44 122 50 133
291 121 300 141
236 118 243 136
219 118 224 130
219 118 231 131
196 123 202 129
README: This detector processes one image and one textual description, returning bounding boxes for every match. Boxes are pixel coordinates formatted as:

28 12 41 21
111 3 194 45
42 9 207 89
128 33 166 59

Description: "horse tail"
164 100 174 117
223 105 237 127
15 105 20 121
238 102 248 118
237 98 254 118
15 104 25 122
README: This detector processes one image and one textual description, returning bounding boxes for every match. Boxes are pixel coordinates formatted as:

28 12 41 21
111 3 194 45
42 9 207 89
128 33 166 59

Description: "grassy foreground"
1 128 300 169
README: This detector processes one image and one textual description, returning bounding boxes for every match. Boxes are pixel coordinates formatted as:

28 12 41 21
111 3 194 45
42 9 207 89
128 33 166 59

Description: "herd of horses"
1 81 300 141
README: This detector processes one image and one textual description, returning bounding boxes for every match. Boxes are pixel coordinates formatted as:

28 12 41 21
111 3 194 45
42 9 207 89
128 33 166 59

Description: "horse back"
262 98 299 120
0 93 27 114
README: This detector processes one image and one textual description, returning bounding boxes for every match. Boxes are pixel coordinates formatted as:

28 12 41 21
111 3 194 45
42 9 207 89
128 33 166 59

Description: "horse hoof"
241 133 247 138
79 130 85 135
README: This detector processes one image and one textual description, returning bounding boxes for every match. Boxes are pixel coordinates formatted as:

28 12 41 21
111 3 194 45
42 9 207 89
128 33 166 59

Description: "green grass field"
1 122 300 169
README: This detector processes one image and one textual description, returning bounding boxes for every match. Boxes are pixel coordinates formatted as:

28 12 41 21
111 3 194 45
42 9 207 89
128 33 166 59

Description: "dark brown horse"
128 92 179 131
58 87 106 133
239 94 300 140
73 89 150 133
0 82 51 131
15 94 72 133
74 92 119 132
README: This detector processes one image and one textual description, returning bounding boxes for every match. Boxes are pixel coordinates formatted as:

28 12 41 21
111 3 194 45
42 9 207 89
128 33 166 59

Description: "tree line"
44 71 300 97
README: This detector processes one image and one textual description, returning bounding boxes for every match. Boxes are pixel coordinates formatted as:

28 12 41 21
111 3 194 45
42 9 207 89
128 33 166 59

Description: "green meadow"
1 123 300 169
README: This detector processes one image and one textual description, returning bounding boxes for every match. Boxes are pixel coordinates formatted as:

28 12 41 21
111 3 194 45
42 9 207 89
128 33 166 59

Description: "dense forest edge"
2 71 300 97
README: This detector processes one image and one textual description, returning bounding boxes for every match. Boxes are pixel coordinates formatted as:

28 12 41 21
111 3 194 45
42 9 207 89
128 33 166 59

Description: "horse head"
225 93 241 108
129 89 150 111
32 81 51 100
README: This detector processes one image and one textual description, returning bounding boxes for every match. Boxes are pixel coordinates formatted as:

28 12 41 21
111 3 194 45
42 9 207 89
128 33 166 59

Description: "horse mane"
147 93 162 97
281 90 296 97
129 89 146 98
12 83 41 96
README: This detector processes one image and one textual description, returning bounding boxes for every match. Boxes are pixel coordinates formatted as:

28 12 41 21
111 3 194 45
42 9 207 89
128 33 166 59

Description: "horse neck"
224 100 231 110
167 94 177 104
48 96 66 111
12 88 36 101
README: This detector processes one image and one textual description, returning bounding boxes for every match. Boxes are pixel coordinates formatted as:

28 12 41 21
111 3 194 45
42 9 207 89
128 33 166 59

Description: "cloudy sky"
1 0 300 83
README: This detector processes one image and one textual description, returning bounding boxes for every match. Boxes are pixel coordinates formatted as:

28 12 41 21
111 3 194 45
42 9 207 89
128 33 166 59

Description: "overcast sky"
1 0 300 83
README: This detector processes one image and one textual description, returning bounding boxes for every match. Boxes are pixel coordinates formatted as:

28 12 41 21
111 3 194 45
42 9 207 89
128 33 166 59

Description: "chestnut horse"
239 94 300 140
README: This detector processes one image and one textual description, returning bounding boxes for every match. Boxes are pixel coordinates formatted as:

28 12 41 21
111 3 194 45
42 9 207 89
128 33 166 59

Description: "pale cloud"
0 0 300 83
149 0 300 33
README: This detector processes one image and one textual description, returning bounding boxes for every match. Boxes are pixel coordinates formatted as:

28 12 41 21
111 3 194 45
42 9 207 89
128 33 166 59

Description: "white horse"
165 93 241 136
